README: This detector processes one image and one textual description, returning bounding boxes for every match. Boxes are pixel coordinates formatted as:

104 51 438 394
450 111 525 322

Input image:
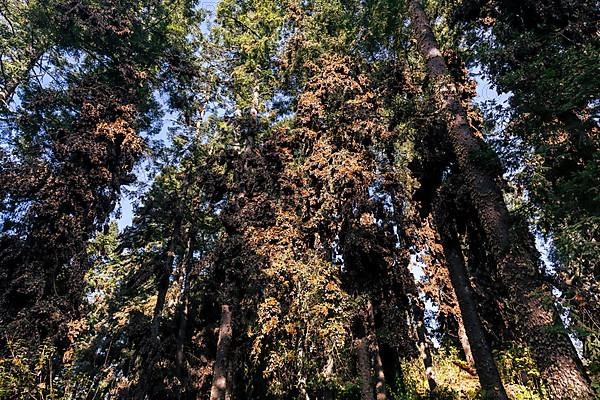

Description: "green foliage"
0 339 45 399
454 0 600 387
0 339 66 400
2 0 598 398
385 346 547 400
389 348 478 399
574 323 600 397
251 255 356 396
495 347 545 400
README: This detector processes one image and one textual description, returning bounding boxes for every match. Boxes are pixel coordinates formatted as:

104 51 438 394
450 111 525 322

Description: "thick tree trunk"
210 304 233 400
356 337 374 400
373 350 386 400
457 314 475 369
433 194 508 399
151 220 181 339
408 297 437 392
408 2 593 398
365 300 387 400
152 264 171 339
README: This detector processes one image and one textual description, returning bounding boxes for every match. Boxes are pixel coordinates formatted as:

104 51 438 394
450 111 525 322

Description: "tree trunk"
151 169 192 340
176 235 195 380
457 314 475 369
356 337 374 400
151 219 181 339
365 300 387 400
373 350 386 400
408 296 437 392
408 2 593 398
210 304 233 400
138 221 183 398
433 193 508 399
175 284 189 378
224 361 234 400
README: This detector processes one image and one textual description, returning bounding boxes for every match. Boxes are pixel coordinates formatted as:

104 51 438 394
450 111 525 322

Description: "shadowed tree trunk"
394 180 438 394
151 219 182 339
408 295 437 392
365 300 387 400
151 167 194 340
408 1 593 398
138 218 184 398
210 304 233 400
433 189 508 399
225 359 235 400
356 337 374 400
373 349 386 400
176 234 196 381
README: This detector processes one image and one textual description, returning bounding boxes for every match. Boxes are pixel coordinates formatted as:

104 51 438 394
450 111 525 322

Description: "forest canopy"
0 0 598 399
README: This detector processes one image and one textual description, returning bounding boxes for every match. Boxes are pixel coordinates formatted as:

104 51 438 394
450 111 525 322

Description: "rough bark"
366 300 387 400
409 297 437 393
408 2 593 398
373 349 386 400
210 304 233 400
224 361 234 400
433 193 508 399
356 337 374 400
457 314 475 370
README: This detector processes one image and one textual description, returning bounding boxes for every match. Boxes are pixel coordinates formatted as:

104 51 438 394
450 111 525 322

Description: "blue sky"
115 63 511 230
